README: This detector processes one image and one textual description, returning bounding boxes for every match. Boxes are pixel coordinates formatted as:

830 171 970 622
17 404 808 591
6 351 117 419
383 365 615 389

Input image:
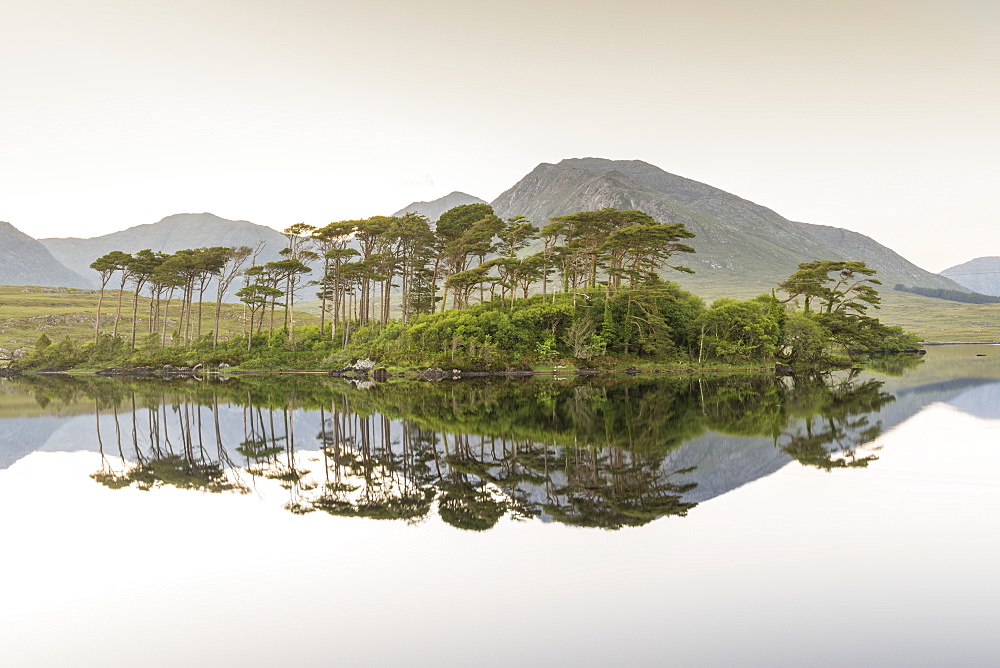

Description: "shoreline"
4 364 778 379
922 341 1000 346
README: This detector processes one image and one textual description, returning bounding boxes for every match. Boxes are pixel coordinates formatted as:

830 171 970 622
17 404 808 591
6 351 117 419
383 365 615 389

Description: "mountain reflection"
12 371 897 530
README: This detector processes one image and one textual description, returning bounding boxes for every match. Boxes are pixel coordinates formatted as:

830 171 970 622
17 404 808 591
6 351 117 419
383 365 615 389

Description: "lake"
1 345 999 666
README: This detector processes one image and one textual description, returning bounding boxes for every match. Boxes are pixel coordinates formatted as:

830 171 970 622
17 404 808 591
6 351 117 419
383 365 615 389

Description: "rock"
160 364 198 375
352 358 376 371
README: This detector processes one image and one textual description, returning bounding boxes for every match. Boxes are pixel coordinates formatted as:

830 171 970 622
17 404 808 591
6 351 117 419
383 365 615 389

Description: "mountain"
940 257 1000 296
39 213 290 288
491 158 967 298
392 191 486 222
0 222 91 288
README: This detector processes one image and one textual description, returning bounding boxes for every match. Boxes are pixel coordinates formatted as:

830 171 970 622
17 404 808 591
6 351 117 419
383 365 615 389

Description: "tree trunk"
112 277 127 339
161 288 174 345
94 281 107 344
129 281 143 348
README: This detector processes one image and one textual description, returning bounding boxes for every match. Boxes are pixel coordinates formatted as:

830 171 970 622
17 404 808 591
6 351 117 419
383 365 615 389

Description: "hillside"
491 158 967 299
940 257 1000 296
0 222 91 288
39 213 290 288
392 191 486 222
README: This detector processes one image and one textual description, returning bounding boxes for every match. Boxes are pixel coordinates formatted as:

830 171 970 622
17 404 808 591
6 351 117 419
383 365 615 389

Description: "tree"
444 267 493 310
192 247 229 340
601 221 696 289
513 254 547 300
778 311 827 365
108 251 135 340
481 257 519 305
777 262 920 364
281 224 317 343
126 249 166 347
778 260 881 315
352 217 393 324
538 221 565 297
242 264 285 337
393 213 435 322
496 216 538 258
548 210 614 292
267 256 313 343
698 297 782 363
546 208 695 298
212 246 254 347
157 249 215 343
317 247 360 337
312 222 356 335
236 281 282 351
435 204 502 312
90 251 131 343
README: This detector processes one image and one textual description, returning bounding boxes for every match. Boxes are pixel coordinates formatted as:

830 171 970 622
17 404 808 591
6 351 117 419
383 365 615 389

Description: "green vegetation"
0 284 303 354
876 292 1000 343
3 206 922 372
894 283 1000 304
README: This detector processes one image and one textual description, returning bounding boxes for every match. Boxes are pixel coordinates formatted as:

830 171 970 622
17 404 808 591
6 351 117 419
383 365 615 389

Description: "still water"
1 346 998 666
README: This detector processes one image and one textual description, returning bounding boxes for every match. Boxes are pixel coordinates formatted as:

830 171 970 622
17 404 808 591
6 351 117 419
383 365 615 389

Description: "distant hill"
0 222 90 288
392 192 486 222
491 158 967 298
39 213 290 288
14 160 978 302
940 257 1000 296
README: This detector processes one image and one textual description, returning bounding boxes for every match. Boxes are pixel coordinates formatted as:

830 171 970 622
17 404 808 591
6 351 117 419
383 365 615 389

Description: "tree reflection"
777 372 893 470
89 387 247 494
312 403 435 522
3 367 902 530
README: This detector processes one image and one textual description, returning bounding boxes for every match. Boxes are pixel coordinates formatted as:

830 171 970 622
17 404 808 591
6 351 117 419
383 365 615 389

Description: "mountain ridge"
2 158 977 301
39 213 290 288
0 222 91 288
391 191 486 222
940 257 1000 296
491 158 967 298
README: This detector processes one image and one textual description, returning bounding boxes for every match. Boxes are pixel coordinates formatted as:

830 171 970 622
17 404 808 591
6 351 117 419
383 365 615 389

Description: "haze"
2 0 997 273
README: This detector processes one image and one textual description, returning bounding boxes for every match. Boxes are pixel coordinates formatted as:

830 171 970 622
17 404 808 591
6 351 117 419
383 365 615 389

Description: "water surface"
1 346 998 666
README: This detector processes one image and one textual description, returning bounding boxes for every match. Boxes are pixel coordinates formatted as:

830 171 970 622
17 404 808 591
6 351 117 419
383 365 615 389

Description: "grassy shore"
0 284 320 353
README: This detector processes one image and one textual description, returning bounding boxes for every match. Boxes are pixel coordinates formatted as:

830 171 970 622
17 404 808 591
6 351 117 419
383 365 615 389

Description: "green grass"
875 291 1000 343
0 284 320 353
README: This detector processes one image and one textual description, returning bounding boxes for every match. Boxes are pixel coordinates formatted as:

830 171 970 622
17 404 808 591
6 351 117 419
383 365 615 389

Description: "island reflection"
13 370 901 530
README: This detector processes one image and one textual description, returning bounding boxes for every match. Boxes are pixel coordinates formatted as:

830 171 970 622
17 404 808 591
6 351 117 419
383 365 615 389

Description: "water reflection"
1 368 904 530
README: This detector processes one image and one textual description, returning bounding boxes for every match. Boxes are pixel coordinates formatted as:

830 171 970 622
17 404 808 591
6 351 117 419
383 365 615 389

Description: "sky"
2 0 998 273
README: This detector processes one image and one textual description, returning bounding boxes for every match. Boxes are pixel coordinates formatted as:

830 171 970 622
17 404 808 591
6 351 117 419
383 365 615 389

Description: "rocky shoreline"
2 356 850 381
18 360 775 380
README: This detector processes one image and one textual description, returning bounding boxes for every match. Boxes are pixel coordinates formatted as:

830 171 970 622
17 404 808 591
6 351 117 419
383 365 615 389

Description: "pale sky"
2 0 998 272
